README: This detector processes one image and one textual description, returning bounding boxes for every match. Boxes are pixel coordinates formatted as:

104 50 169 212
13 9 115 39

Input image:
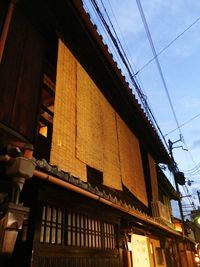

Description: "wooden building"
0 1 197 266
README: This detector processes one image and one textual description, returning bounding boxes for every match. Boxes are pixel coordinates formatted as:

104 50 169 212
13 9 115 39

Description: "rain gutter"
34 169 183 237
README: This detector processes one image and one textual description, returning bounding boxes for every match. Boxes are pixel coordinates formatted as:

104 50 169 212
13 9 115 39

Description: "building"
0 1 197 266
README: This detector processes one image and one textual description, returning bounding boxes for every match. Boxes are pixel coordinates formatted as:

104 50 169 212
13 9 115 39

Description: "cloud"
136 0 200 59
191 140 200 149
177 97 200 110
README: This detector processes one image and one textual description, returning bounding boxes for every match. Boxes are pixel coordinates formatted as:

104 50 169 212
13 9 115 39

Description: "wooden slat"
37 255 120 267
0 6 45 141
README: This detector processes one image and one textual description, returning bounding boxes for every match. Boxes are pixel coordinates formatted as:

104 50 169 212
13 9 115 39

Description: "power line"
88 1 200 211
88 0 169 150
165 113 200 137
135 16 200 75
87 0 198 173
84 0 126 73
182 160 200 173
99 0 138 83
135 0 198 170
105 0 166 153
185 167 200 176
135 0 182 137
181 184 196 210
106 0 154 113
99 0 153 111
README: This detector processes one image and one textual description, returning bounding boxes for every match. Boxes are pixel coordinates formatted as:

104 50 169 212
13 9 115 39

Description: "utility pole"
168 139 185 235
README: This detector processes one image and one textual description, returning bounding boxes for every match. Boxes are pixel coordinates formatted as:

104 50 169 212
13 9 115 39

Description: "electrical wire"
135 0 199 212
99 0 135 77
136 0 182 136
84 0 126 73
85 0 200 212
135 0 198 170
181 185 196 211
106 0 140 79
105 0 158 116
165 113 200 137
88 0 170 150
185 168 200 176
86 0 199 205
182 162 200 174
135 16 200 76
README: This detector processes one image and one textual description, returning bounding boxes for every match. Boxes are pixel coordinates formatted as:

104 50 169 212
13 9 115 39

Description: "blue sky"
83 0 200 215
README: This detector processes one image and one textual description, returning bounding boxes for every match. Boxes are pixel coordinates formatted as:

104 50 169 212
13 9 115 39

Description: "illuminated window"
34 36 57 161
39 125 48 138
40 204 62 245
40 204 117 249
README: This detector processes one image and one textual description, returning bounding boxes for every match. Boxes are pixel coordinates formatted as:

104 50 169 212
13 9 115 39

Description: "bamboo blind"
51 39 149 203
50 39 86 181
116 114 148 206
76 63 122 190
76 63 104 171
148 153 158 201
100 93 122 189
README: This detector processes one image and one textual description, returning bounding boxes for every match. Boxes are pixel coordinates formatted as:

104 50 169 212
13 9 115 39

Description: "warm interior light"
39 126 48 137
174 222 183 232
194 255 200 263
150 243 154 254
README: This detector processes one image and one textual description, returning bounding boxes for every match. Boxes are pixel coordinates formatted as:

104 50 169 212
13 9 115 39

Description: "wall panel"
0 7 44 141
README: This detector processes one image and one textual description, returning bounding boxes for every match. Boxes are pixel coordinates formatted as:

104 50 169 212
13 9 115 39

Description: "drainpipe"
0 0 17 63
33 169 184 236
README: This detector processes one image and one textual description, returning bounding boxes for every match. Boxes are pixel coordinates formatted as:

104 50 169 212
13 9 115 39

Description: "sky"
83 0 200 217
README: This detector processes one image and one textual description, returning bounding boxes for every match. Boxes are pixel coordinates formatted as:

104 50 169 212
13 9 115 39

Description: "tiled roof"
35 158 181 236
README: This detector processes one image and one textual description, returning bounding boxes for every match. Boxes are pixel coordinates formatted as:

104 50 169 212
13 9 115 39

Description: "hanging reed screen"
51 39 148 204
116 114 148 206
76 63 122 190
50 39 86 180
148 153 158 201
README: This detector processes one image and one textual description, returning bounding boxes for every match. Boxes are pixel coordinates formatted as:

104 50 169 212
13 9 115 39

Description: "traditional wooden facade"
0 1 197 266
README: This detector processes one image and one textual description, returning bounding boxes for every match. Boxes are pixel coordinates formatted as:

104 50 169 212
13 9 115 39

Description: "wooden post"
0 0 17 63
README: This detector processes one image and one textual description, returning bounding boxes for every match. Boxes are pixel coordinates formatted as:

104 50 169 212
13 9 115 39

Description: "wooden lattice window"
156 247 164 265
40 204 62 244
40 204 117 249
